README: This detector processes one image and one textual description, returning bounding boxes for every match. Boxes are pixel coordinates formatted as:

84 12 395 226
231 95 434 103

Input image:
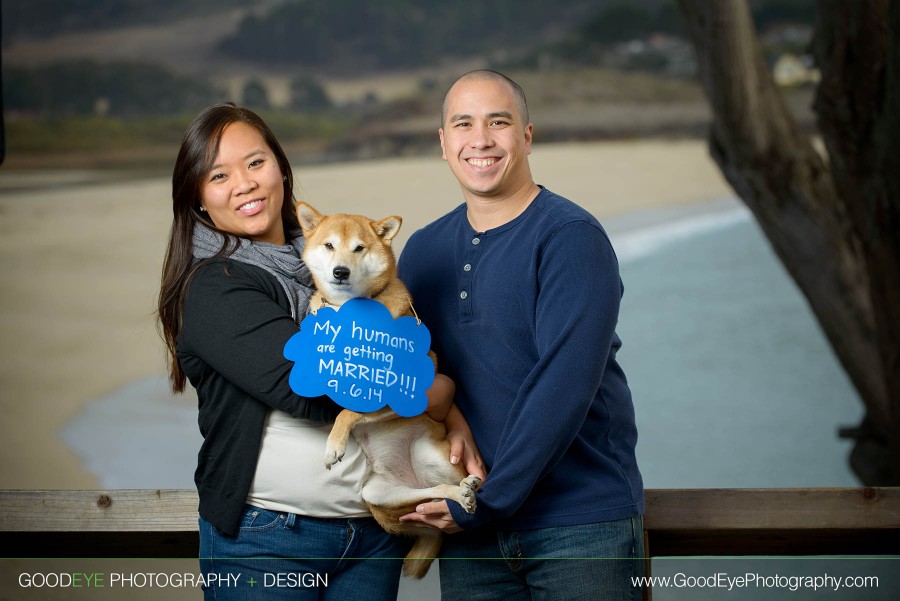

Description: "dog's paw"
454 475 480 514
323 445 345 470
455 476 480 514
458 485 477 514
461 475 482 491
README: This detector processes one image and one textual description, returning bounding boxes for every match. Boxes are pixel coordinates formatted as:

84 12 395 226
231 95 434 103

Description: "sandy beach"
0 138 732 489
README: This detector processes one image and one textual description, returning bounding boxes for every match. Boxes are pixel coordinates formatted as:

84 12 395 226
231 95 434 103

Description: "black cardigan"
178 259 340 535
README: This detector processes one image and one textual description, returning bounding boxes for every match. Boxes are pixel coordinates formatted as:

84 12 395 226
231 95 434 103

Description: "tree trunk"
676 0 899 482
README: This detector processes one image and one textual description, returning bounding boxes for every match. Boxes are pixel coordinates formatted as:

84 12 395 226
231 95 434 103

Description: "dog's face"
297 202 402 305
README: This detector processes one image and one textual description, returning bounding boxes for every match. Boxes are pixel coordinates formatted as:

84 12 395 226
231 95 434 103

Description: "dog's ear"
372 216 402 244
296 202 323 235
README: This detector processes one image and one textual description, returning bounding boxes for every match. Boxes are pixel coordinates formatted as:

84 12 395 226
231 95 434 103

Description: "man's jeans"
439 515 645 601
199 505 408 601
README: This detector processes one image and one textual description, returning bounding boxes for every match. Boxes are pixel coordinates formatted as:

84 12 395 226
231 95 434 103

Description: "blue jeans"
199 505 409 600
439 515 645 601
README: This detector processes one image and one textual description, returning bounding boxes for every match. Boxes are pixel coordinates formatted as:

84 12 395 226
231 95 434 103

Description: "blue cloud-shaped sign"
284 298 435 417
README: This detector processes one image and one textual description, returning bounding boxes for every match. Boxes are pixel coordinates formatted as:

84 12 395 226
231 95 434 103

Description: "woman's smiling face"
200 121 286 245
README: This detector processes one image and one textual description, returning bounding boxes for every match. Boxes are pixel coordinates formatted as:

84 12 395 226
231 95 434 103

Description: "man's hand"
398 500 462 533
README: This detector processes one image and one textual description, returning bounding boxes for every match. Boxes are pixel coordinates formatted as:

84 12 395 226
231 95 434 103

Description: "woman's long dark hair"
158 103 301 393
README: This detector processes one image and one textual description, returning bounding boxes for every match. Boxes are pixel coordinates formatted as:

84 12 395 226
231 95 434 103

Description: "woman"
158 103 484 600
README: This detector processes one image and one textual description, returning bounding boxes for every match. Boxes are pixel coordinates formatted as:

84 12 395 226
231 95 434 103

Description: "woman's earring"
199 206 207 212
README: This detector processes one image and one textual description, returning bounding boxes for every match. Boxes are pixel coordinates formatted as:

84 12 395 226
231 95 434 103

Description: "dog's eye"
353 245 365 253
324 242 334 250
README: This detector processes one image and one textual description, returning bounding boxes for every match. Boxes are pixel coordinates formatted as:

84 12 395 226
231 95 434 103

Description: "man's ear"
439 128 447 161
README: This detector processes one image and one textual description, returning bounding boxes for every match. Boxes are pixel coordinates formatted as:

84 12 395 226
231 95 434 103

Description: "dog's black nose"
333 266 351 281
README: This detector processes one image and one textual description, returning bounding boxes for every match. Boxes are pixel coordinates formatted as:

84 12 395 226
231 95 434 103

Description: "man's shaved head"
441 70 530 129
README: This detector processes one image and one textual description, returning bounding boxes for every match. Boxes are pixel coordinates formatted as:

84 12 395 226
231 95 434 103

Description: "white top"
246 409 370 517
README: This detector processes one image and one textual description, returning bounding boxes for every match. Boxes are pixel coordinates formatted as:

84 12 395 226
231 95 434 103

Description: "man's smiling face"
439 78 534 203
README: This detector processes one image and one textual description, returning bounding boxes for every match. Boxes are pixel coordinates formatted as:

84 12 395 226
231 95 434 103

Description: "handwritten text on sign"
284 298 434 417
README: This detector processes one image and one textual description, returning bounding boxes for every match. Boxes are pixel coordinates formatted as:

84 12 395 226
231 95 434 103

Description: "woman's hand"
444 404 487 481
426 374 487 481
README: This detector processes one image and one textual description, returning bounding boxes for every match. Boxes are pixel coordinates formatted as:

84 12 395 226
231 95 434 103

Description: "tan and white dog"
296 201 481 578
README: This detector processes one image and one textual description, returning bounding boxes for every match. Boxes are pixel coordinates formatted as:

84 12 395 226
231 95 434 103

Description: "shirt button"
472 237 481 245
460 291 468 300
463 263 472 272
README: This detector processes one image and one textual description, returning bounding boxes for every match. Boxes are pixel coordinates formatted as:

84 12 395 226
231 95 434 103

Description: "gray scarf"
192 222 314 323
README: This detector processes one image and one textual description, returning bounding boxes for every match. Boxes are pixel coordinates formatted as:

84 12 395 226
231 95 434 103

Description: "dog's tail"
402 532 443 579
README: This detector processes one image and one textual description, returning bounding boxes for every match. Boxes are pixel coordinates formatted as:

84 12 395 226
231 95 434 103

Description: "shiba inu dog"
296 201 481 578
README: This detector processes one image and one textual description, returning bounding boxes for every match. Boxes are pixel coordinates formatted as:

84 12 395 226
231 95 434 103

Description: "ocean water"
608 197 862 488
62 197 891 599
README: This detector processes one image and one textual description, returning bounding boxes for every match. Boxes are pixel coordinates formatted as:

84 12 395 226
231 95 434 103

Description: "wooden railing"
642 487 899 556
1 487 897 558
1 488 896 600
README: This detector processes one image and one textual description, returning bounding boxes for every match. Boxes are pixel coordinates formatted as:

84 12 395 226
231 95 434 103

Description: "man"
398 70 645 600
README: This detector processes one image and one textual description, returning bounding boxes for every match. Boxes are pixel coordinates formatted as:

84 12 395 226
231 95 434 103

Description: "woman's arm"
424 373 455 422
425 374 487 480
179 260 340 421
